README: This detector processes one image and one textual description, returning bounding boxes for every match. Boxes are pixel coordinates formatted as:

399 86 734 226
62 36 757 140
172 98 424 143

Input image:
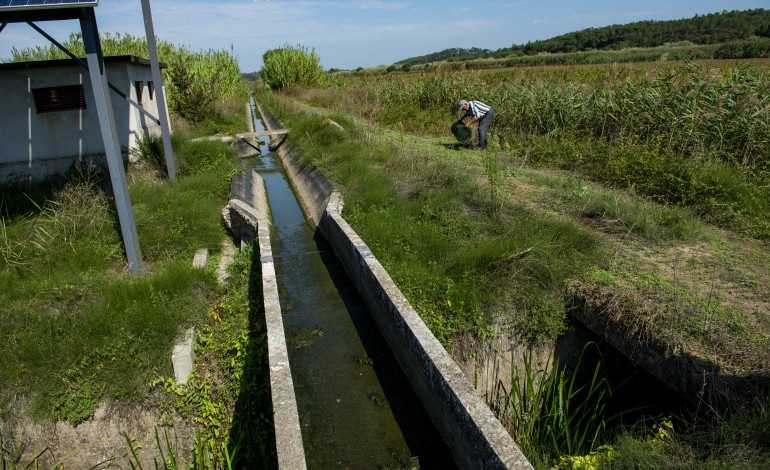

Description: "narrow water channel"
245 117 456 469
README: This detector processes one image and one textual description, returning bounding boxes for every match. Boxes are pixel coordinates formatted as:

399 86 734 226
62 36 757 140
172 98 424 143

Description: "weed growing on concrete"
490 343 614 465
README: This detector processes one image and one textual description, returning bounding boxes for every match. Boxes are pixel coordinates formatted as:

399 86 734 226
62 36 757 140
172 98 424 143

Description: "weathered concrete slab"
217 240 236 284
221 165 306 469
236 129 289 139
192 248 209 269
257 103 532 470
172 328 195 385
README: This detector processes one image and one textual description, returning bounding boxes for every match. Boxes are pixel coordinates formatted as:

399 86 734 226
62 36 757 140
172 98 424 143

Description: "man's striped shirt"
468 100 492 118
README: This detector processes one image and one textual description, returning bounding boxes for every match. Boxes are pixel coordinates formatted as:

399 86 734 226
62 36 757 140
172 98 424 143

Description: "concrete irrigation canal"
218 97 532 469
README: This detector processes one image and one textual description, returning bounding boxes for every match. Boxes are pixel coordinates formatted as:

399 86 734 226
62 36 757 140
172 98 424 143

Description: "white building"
0 55 167 183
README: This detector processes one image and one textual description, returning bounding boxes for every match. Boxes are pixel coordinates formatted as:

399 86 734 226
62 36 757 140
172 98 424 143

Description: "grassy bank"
259 91 607 344
257 86 770 468
306 60 770 239
0 136 237 426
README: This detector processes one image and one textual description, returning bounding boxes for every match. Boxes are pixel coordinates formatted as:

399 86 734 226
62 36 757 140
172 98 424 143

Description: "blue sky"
1 0 768 71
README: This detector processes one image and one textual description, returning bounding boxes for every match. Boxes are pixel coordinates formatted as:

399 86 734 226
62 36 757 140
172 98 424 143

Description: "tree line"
397 8 770 66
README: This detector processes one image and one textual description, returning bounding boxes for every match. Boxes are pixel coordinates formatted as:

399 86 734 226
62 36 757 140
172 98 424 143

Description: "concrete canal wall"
224 171 307 469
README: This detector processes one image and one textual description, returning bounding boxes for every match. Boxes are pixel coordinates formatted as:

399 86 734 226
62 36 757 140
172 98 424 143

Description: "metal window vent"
32 84 86 113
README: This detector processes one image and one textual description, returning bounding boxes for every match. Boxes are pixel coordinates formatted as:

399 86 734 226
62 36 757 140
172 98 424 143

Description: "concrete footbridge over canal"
219 97 533 469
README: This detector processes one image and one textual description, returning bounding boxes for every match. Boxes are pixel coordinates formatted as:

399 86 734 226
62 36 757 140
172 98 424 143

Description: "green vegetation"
0 131 237 427
259 92 604 345
151 246 276 469
261 53 770 468
492 344 614 465
259 44 325 90
297 60 770 238
2 27 275 467
6 32 247 123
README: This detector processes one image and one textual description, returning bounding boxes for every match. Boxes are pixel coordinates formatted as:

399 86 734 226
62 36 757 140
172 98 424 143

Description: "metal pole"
80 7 143 273
140 0 176 179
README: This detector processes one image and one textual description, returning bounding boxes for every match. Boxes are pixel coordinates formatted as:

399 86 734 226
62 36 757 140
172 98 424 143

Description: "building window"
135 81 144 104
148 81 155 100
32 85 86 113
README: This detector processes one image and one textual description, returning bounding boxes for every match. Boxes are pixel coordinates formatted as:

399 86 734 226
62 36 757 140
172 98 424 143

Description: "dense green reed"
294 59 770 238
491 344 614 465
329 61 770 172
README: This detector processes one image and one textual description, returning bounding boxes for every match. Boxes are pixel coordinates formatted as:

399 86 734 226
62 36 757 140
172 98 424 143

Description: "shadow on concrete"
567 297 770 411
312 231 459 470
227 246 278 469
554 317 690 429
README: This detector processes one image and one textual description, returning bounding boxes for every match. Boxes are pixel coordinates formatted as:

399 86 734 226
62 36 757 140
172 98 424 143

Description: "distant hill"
396 8 770 66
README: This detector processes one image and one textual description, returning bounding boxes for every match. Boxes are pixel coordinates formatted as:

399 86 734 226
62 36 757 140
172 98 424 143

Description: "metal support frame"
0 22 7 34
27 21 161 126
141 0 175 179
80 7 142 273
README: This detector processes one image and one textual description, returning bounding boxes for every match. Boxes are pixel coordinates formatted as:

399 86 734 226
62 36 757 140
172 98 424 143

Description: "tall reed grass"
329 62 770 173
490 343 614 464
290 60 770 238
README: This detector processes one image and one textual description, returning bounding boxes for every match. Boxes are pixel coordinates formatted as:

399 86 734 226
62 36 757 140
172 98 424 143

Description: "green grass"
132 172 235 261
0 133 239 425
261 92 604 345
149 246 276 469
525 172 704 241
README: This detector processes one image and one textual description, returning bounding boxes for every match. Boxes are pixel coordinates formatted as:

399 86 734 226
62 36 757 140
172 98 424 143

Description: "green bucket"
451 121 472 142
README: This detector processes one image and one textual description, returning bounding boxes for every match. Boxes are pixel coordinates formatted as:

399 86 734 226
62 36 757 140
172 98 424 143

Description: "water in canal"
244 117 456 469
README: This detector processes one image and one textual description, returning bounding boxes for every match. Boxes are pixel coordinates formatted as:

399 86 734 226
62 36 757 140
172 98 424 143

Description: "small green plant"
151 247 275 469
483 153 504 215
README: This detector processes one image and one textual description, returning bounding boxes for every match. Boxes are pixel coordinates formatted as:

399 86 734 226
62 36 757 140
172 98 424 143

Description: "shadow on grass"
439 142 474 151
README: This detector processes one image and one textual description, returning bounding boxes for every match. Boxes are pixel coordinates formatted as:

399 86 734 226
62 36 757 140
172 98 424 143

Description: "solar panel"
0 0 98 11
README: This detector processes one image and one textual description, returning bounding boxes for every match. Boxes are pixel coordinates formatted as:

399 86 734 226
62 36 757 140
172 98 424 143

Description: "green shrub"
260 44 325 90
167 49 246 123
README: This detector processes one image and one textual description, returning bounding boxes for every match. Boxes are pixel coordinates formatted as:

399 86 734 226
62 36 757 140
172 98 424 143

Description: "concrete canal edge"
223 171 308 469
256 103 533 469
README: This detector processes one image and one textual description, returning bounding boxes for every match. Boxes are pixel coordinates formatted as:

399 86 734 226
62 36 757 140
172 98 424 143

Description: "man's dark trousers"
478 108 495 148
